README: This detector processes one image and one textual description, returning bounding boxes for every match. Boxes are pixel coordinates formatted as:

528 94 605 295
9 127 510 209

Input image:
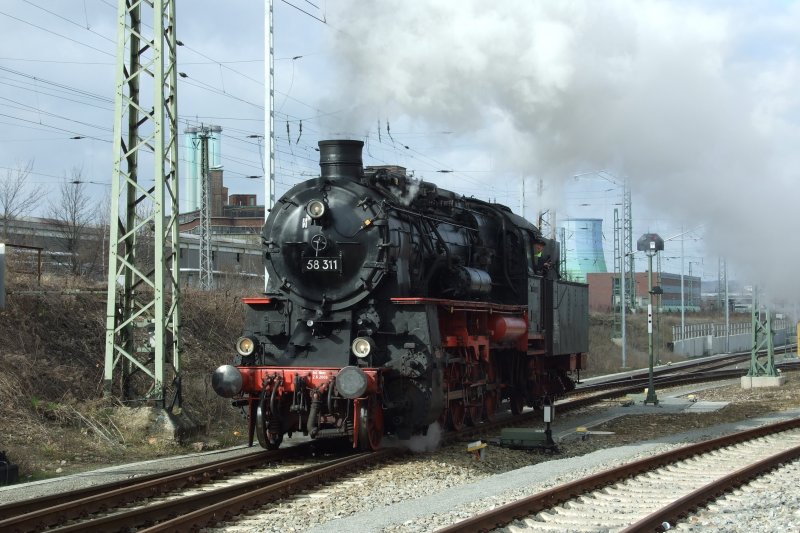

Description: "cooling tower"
184 125 222 213
561 218 608 282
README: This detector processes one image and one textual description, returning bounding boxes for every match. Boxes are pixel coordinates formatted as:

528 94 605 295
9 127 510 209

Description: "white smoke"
380 421 443 453
320 0 800 302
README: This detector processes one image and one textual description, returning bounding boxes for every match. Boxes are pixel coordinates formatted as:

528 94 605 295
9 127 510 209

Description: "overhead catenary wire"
0 2 509 210
279 0 327 24
0 10 114 57
21 0 115 44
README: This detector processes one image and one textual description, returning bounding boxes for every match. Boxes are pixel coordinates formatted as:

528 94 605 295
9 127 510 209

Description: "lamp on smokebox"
637 233 664 406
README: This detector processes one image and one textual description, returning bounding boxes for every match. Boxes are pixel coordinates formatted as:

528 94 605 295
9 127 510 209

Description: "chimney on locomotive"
318 140 364 181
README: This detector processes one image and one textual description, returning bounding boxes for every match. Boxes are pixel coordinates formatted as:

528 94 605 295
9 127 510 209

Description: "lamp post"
638 233 664 406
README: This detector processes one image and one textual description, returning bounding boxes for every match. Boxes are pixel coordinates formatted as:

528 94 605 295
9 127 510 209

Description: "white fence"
671 319 793 357
672 319 789 342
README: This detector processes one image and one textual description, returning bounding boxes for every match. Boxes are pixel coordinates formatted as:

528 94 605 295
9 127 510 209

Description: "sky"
1 0 800 304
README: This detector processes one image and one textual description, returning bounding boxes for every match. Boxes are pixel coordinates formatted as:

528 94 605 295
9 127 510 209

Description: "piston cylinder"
489 315 527 342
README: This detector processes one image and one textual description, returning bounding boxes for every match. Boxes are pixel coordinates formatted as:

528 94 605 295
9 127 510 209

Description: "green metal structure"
612 208 621 336
748 288 777 378
104 0 181 405
623 184 635 310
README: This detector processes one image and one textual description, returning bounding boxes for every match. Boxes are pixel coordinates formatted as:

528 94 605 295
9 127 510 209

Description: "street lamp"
638 233 664 406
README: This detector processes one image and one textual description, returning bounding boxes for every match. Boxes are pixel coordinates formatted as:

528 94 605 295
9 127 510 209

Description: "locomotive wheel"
358 397 384 451
256 390 283 450
447 400 466 431
483 391 498 422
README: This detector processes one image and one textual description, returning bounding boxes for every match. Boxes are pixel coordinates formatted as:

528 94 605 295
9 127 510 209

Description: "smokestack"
318 140 364 181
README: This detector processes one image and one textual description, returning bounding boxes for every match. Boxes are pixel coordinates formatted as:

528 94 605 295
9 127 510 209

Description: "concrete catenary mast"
264 0 276 291
104 0 181 405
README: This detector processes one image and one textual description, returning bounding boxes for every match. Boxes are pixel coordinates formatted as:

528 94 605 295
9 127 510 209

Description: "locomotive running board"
390 297 525 313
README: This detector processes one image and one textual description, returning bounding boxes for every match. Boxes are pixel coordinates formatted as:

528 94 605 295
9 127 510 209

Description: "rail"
438 416 800 532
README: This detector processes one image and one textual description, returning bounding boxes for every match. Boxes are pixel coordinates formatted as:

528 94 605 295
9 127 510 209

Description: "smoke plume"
321 0 800 302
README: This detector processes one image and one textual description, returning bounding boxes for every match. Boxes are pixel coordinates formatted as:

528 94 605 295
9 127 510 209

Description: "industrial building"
587 271 702 313
1 125 268 289
0 216 265 288
179 124 265 242
177 167 265 241
176 123 266 287
184 125 222 213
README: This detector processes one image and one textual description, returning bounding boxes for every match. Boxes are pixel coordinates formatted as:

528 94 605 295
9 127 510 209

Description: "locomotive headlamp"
236 336 257 356
212 365 243 398
351 337 375 358
306 199 326 219
335 366 368 399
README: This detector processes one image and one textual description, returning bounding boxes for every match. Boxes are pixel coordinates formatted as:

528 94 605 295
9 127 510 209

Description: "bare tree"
0 160 39 242
48 168 100 276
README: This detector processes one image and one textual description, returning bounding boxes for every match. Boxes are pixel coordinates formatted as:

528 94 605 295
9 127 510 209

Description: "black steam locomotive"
212 140 589 450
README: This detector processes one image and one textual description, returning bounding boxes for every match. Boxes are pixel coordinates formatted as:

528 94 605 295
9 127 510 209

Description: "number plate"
303 257 342 272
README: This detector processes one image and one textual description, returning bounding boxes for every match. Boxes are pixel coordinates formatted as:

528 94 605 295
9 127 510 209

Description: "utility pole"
612 208 621 336
721 257 729 352
264 0 275 291
623 182 635 311
717 256 725 311
656 252 662 361
104 0 181 406
197 128 213 290
615 208 628 369
680 227 685 334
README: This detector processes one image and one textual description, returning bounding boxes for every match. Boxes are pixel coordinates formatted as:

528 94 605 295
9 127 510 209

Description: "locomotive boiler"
212 140 589 450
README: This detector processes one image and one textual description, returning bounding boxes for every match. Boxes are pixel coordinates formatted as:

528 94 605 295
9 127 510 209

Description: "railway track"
576 349 799 394
3 362 790 532
437 417 800 532
0 443 402 533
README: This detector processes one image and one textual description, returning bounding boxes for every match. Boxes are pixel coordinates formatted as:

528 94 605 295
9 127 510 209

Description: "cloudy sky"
2 0 799 301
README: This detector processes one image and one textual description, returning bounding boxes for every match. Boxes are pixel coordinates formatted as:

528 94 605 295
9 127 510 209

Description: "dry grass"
586 310 754 376
0 280 252 480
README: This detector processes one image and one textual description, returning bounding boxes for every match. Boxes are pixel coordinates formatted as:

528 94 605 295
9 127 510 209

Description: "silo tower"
184 125 222 213
561 218 608 282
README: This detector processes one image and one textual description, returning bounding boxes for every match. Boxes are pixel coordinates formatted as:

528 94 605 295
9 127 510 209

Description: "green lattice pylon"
748 288 777 377
103 0 181 405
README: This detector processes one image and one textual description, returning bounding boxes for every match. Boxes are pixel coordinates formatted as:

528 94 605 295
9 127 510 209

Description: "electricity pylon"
104 0 181 406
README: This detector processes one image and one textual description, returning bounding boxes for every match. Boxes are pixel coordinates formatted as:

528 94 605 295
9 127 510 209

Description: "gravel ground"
675 460 800 532
4 372 800 533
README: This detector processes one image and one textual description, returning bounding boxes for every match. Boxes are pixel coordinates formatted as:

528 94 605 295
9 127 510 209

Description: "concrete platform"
554 384 731 442
741 375 787 389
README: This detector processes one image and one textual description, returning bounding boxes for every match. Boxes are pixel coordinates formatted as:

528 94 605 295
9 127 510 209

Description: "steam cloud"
321 1 800 303
381 422 443 453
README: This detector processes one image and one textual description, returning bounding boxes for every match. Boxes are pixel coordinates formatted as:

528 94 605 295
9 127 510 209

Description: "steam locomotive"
212 140 589 450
